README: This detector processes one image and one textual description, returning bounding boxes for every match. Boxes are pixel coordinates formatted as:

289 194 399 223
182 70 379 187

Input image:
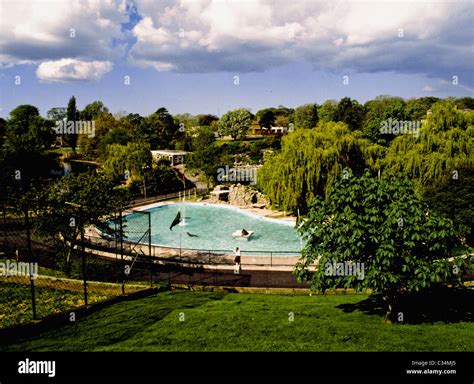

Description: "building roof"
151 150 187 155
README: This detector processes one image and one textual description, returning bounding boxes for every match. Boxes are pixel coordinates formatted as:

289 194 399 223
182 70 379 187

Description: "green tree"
363 96 408 143
383 100 474 243
197 114 219 127
258 122 384 213
318 100 338 123
187 126 220 189
35 172 129 274
294 103 318 129
423 165 474 245
146 164 184 195
295 169 464 322
0 117 5 147
47 107 67 122
80 101 109 120
405 96 440 120
102 142 152 185
383 100 473 189
139 114 166 149
99 127 133 157
174 113 198 132
1 105 57 206
256 108 276 128
125 113 144 130
274 115 289 127
218 108 252 139
335 97 365 131
155 107 178 145
454 97 474 110
3 105 55 154
78 112 119 158
66 96 79 152
137 108 179 149
274 105 294 117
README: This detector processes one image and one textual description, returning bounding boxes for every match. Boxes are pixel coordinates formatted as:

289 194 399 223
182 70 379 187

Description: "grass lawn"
2 290 473 352
0 276 146 328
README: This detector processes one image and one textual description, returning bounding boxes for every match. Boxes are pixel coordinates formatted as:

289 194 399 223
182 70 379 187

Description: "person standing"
234 247 241 274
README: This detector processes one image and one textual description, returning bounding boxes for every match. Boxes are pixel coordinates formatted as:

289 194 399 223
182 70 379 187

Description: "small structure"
250 125 288 136
260 126 288 135
151 150 187 166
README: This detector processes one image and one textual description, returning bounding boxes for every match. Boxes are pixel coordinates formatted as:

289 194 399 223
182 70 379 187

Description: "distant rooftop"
151 150 187 155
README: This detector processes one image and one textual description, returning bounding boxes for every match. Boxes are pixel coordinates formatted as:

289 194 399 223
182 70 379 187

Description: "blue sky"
1 0 473 118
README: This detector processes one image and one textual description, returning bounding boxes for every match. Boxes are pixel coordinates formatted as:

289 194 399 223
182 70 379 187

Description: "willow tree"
102 141 152 184
257 122 384 213
383 100 473 188
383 100 474 243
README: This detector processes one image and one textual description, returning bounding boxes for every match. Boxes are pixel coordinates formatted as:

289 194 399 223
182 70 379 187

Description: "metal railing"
83 233 301 268
126 187 207 208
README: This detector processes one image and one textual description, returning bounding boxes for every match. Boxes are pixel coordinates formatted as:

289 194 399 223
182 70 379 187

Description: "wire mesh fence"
0 199 157 329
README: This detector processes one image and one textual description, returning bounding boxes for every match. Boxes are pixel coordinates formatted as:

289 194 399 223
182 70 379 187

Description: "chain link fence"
0 200 155 329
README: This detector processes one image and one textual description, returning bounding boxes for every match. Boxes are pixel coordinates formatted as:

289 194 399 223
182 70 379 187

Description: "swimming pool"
122 203 302 255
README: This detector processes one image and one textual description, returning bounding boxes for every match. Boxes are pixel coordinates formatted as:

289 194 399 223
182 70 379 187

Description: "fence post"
119 207 125 295
80 207 88 306
2 202 7 251
270 252 273 267
25 206 36 320
81 235 87 306
208 250 211 265
148 212 153 287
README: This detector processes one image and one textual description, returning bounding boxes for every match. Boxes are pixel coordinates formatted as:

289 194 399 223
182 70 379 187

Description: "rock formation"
209 184 268 207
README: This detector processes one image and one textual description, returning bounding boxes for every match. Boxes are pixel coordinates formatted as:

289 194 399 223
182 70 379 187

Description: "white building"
151 150 187 166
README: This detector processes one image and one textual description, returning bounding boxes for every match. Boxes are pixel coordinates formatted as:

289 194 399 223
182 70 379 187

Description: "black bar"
0 352 472 380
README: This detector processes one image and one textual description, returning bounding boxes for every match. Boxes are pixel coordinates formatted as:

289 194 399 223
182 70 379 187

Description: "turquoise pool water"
123 203 302 255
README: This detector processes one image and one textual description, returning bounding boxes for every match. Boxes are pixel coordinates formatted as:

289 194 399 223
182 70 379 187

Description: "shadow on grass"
336 286 474 324
0 290 229 351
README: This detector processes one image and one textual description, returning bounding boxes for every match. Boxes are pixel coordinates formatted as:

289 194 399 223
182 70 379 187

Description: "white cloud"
0 0 128 65
36 59 113 82
1 0 472 85
422 85 435 92
129 0 473 83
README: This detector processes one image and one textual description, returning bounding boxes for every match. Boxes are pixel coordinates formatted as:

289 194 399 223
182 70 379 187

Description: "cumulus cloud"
1 0 472 85
36 59 113 82
0 0 128 65
128 0 473 84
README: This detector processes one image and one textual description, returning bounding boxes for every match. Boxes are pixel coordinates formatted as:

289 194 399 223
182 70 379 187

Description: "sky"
0 0 473 118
